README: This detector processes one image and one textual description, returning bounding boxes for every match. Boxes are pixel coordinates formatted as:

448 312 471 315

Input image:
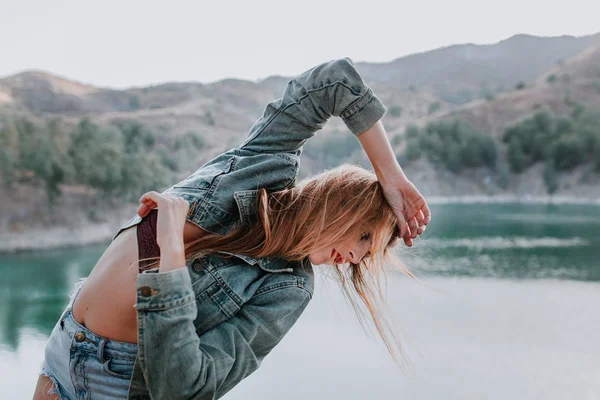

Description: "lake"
1 203 599 399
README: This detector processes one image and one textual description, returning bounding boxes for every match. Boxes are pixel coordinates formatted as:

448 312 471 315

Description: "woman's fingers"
137 191 161 217
137 191 188 218
415 210 425 227
421 202 432 225
407 217 419 239
139 191 164 205
396 215 408 238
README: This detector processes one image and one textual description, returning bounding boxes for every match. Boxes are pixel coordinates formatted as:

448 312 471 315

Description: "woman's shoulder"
163 147 300 236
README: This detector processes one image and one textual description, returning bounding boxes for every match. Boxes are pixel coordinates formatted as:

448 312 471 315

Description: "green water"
1 203 599 398
408 203 600 281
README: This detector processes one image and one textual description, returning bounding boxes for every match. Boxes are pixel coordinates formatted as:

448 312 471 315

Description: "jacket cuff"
341 88 387 136
135 267 195 311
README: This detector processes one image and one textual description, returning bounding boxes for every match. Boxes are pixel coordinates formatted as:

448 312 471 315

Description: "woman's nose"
349 242 370 263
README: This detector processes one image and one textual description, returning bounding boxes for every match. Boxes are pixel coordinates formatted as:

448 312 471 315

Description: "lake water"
1 203 599 399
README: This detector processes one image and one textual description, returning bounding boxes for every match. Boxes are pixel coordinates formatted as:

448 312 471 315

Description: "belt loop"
97 338 107 363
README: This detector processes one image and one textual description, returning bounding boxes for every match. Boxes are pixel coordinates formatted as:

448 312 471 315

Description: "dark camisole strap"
137 209 161 272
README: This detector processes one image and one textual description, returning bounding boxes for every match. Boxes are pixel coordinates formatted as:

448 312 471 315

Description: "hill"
2 32 600 251
439 41 600 136
355 33 600 104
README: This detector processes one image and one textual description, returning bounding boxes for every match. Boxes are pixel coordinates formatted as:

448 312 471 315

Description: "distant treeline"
2 106 600 207
503 107 600 192
397 106 600 193
0 117 206 206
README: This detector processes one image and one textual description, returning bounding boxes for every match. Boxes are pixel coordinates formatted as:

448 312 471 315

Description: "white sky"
1 0 598 88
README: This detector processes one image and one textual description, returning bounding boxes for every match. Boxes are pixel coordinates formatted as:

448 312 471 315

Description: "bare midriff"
72 220 208 344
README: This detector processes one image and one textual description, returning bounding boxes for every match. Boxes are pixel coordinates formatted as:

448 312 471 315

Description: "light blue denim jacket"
114 58 387 399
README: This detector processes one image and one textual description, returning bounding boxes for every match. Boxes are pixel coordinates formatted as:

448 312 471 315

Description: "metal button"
139 286 153 297
74 332 85 342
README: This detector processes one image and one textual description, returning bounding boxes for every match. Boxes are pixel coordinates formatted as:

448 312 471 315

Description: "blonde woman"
34 58 430 399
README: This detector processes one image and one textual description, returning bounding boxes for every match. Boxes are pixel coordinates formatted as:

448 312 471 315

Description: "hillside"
355 33 600 103
2 32 600 251
439 41 600 136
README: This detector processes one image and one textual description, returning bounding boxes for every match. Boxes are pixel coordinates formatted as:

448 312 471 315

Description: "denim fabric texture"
111 58 387 399
40 283 138 400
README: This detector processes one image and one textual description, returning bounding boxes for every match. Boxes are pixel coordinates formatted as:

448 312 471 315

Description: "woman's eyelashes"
359 232 371 241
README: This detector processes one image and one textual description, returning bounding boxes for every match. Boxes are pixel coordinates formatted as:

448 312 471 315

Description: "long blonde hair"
170 164 410 361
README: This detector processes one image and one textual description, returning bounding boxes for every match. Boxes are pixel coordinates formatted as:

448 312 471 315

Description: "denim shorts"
39 281 138 399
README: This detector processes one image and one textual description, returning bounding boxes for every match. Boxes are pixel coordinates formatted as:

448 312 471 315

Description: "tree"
428 102 441 115
543 161 558 194
70 119 126 197
388 105 403 118
551 135 585 171
507 137 525 173
0 120 19 188
405 124 419 139
44 118 72 206
120 152 169 200
404 138 421 162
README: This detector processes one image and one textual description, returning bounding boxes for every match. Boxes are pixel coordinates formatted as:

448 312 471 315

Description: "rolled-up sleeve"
134 269 312 399
241 57 387 154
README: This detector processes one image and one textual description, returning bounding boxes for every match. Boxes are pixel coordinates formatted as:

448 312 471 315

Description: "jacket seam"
244 79 367 147
253 278 313 299
205 265 244 307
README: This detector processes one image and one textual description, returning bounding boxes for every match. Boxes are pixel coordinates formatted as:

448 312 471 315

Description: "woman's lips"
330 249 344 264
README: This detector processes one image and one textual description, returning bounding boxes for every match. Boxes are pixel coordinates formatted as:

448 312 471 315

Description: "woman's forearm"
159 246 186 272
357 120 408 185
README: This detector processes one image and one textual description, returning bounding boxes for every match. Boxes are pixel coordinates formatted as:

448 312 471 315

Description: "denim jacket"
114 58 387 399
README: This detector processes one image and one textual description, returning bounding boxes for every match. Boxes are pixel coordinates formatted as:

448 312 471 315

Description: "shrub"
507 137 526 173
388 105 403 118
551 135 585 171
543 161 558 194
405 120 496 172
428 102 441 115
405 124 419 139
404 138 422 162
497 164 510 189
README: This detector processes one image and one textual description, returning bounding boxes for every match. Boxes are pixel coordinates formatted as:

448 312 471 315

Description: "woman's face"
309 231 373 266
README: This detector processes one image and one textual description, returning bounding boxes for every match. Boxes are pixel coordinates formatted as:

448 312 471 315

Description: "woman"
34 58 430 399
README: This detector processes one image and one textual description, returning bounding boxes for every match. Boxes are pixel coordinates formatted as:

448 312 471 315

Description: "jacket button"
74 332 85 342
139 286 153 297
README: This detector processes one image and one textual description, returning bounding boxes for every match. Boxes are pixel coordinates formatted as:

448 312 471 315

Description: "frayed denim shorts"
39 281 138 399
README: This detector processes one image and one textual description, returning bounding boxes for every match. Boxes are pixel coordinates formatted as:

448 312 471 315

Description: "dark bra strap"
137 210 161 272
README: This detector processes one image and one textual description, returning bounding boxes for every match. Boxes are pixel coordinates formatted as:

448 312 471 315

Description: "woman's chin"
308 254 328 266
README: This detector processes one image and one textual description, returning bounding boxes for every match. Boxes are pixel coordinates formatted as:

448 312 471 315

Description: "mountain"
355 33 600 103
439 41 600 136
3 32 600 250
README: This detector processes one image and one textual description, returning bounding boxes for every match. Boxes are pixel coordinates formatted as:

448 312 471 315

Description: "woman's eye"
360 232 371 241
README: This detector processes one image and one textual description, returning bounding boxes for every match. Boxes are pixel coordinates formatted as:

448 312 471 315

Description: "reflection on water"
1 203 599 398
404 203 600 281
0 244 103 350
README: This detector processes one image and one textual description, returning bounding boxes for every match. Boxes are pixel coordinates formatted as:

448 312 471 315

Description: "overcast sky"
1 0 598 88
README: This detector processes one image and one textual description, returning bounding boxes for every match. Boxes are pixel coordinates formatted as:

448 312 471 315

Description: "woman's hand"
381 177 431 247
357 120 431 246
138 191 189 271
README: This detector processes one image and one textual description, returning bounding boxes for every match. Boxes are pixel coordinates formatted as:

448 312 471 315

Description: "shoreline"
426 195 600 205
1 196 599 254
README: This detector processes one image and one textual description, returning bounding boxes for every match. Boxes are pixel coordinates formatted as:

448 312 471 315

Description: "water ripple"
424 237 589 250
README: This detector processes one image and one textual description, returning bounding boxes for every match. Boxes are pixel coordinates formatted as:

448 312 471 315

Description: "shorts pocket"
102 357 134 380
